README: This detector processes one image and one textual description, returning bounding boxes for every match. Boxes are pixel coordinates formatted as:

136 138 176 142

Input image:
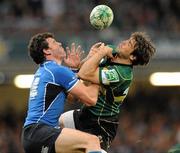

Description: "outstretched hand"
64 43 84 68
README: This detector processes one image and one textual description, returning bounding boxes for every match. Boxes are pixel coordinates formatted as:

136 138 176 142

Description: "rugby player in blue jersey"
21 32 108 153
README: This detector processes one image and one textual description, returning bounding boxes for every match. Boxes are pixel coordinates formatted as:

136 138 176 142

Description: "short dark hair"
131 32 156 65
28 32 54 64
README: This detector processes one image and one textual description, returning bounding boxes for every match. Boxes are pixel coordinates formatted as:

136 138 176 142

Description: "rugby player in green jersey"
60 32 156 151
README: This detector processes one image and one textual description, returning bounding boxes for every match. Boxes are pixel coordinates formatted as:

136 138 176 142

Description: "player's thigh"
55 128 100 153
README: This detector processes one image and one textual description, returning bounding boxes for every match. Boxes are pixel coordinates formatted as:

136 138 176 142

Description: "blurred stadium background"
0 0 179 153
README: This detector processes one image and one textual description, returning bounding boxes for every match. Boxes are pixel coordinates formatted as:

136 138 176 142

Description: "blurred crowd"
109 86 180 153
0 87 180 153
0 0 179 36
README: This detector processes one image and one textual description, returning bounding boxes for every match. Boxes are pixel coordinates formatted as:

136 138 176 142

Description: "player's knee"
87 135 101 148
91 135 100 144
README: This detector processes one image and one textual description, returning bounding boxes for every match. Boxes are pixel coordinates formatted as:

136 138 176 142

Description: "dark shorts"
73 108 119 151
21 123 61 153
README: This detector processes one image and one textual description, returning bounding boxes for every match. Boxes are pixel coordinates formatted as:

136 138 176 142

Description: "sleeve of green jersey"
99 66 121 85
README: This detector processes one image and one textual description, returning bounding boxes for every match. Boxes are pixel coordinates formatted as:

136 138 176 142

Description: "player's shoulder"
44 60 70 72
111 63 133 80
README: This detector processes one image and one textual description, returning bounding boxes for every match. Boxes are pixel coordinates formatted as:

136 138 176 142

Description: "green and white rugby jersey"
84 60 133 117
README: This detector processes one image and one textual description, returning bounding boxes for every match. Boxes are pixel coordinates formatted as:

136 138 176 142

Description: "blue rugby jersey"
24 60 78 127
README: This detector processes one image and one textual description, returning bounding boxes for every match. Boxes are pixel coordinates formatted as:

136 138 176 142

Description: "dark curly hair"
28 32 54 64
131 32 156 65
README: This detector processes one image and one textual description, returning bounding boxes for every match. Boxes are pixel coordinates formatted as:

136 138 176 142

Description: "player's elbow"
86 100 96 106
78 71 94 82
78 71 88 80
85 97 97 106
78 67 95 78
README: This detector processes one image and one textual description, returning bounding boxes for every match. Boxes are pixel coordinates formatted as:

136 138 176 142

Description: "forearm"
69 81 99 106
82 84 99 106
78 57 89 69
79 42 103 69
78 51 106 79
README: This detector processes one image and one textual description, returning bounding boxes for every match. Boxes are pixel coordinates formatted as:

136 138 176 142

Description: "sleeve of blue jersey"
55 66 79 91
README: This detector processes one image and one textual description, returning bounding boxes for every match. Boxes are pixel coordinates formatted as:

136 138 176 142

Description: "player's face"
46 37 66 60
117 37 135 59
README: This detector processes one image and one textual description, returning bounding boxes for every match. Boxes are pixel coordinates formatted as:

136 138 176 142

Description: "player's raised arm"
78 44 113 84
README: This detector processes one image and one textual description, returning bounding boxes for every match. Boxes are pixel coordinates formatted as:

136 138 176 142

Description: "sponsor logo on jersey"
101 69 119 84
